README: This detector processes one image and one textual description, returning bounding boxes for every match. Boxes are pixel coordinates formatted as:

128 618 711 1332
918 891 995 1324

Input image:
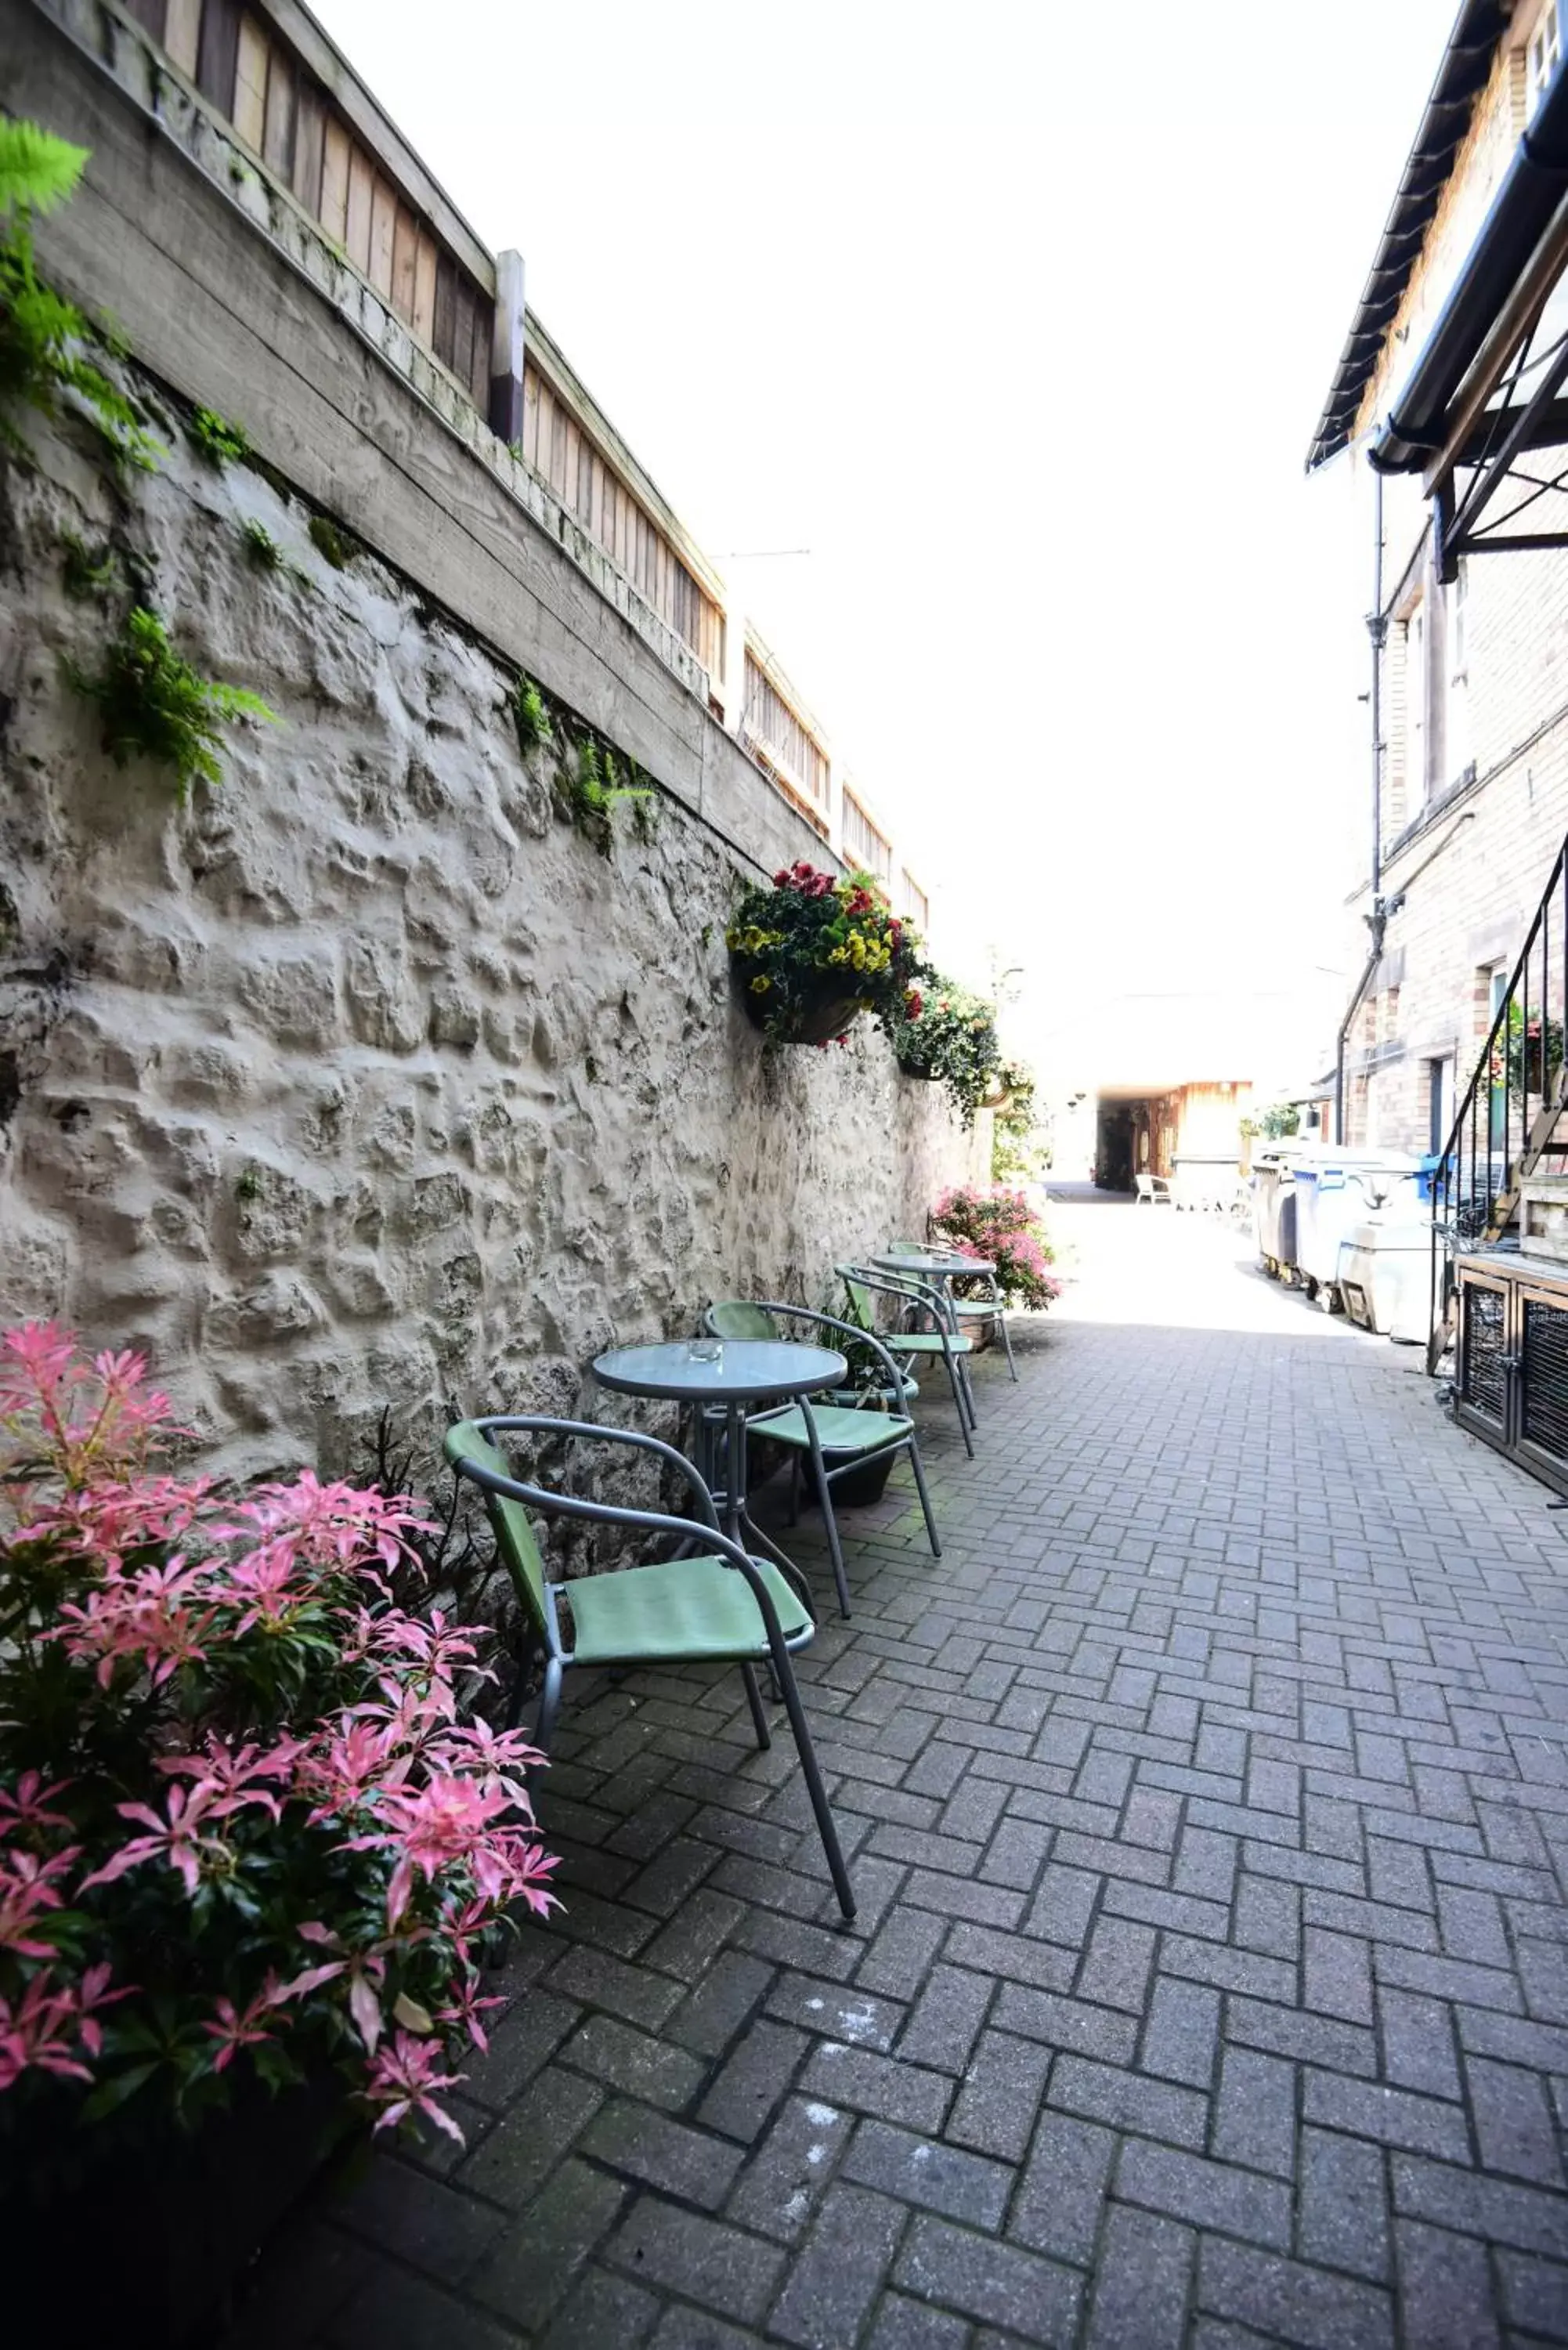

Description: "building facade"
1310 0 1568 1157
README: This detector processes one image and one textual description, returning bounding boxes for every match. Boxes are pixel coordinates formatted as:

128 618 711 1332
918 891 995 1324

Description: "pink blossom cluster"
0 1322 561 2149
930 1185 1060 1311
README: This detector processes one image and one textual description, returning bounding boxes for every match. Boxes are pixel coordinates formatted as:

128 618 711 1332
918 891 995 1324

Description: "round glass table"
591 1340 847 1558
871 1251 995 1283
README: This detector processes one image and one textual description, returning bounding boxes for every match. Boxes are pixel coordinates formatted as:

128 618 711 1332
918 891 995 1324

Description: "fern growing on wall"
65 606 276 799
0 118 161 473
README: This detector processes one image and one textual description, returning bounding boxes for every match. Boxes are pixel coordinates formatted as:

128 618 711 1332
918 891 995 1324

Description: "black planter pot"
0 2073 346 2350
822 1445 899 1506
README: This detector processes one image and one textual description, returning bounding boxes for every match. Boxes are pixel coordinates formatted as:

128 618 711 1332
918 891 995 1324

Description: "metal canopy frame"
1432 227 1568 578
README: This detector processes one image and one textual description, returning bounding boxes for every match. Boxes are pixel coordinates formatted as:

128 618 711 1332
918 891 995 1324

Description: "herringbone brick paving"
232 1205 1568 2348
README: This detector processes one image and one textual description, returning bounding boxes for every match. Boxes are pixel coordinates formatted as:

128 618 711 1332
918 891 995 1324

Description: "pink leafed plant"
0 1322 558 2182
930 1184 1061 1311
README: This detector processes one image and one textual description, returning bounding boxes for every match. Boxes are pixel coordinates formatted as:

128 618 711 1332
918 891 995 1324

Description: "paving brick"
1465 2053 1566 2187
1305 1926 1374 2025
1025 1861 1102 1950
467 2159 627 2328
1496 2248 1568 2336
537 2264 663 2350
943 1918 1075 1994
1140 1973 1222 2088
1296 2126 1390 2282
1116 2139 1292 2252
945 2026 1052 2161
1393 2153 1568 2254
1213 2045 1297 2179
895 1962 993 2073
560 2016 707 2113
1075 1914 1158 2012
994 1981 1139 2064
329 2266 528 2350
548 1944 686 2031
797 2039 952 2134
895 2214 1084 2343
1048 2052 1208 2150
843 2117 1011 2227
724 2092 854 2245
697 2019 808 2142
580 2100 745 2209
605 2197 784 2327
1010 2110 1117 2262
1086 2204 1194 2350
767 2181 904 2348
457 2066 605 2208
764 1971 903 2051
334 2159 507 2283
863 2291 972 2349
1394 2218 1505 2350
1378 1986 1463 2099
1198 2236 1396 2350
461 1990 583 2111
1224 1994 1375 2077
1302 2066 1474 2162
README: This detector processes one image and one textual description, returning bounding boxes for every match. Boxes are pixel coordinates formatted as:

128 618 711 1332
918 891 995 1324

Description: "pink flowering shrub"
0 1323 558 2176
930 1184 1063 1311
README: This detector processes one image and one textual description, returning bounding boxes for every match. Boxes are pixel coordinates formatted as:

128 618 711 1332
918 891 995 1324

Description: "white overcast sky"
313 0 1454 1073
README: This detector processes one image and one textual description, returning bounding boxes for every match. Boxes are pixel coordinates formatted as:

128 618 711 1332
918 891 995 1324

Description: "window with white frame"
1446 559 1472 786
1529 2 1561 117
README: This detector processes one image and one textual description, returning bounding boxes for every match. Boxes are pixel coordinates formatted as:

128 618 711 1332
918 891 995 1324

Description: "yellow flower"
724 926 742 949
827 945 849 965
750 974 771 994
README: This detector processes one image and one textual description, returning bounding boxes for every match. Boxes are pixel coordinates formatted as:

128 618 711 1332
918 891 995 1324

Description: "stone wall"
0 387 981 1481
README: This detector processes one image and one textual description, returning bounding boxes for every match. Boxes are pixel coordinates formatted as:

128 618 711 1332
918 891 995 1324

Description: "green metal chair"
705 1301 942 1619
444 1414 854 1919
837 1264 977 1456
944 1270 1019 1383
884 1241 1016 1380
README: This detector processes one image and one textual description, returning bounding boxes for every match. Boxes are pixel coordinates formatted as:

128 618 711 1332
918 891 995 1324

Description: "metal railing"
1429 826 1568 1367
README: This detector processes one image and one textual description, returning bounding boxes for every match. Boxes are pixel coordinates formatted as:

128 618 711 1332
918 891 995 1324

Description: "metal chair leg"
997 1311 1018 1382
941 1347 975 1455
906 1434 942 1558
533 1656 564 1753
765 1633 854 1921
739 1661 771 1752
804 1425 853 1620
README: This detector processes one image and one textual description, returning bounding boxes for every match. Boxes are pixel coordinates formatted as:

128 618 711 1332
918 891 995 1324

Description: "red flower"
904 991 923 1021
773 869 790 886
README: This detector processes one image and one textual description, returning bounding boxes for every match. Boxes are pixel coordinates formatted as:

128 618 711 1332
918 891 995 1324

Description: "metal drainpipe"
1336 468 1388 1141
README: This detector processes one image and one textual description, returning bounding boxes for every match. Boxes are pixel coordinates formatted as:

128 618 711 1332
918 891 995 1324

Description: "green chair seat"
562 1553 811 1665
883 1331 974 1355
750 1403 912 1454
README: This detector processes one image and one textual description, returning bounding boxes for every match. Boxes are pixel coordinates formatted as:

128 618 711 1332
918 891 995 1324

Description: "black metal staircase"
1429 828 1568 1377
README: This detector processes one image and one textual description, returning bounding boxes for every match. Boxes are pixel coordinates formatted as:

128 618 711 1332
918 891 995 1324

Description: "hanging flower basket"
739 978 862 1044
727 862 927 1047
892 980 1001 1124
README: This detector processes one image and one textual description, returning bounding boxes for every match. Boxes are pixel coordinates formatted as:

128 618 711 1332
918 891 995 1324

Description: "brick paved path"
233 1206 1568 2349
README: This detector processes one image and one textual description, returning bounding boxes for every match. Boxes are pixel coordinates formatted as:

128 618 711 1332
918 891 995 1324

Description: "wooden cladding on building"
130 0 490 408
742 653 831 826
521 362 724 681
842 787 894 884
